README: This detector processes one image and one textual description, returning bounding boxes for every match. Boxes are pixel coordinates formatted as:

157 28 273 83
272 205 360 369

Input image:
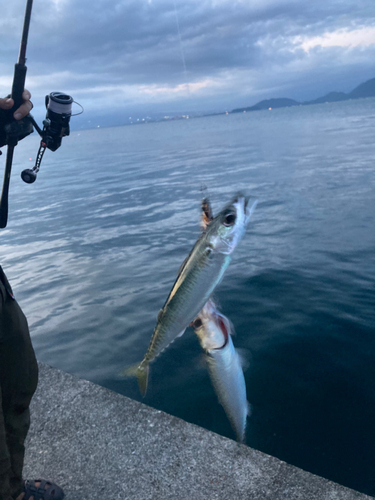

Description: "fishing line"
172 0 191 96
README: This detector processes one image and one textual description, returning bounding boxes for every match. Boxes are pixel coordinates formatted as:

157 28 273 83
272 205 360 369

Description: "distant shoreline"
231 76 375 114
135 77 375 126
75 78 375 130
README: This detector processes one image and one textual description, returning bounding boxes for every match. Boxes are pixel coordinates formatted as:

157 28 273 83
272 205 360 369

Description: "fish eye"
222 211 236 227
193 318 203 329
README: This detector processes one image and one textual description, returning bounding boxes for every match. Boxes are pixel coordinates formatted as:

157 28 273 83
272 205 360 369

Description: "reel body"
21 91 74 183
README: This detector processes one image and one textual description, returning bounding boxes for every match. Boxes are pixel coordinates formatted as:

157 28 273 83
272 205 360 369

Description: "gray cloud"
1 0 374 124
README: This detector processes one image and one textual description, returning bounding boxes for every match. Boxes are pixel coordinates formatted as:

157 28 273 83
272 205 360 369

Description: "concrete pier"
23 363 372 500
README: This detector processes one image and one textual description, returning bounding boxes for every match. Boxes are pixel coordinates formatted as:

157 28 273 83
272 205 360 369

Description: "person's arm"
0 89 33 147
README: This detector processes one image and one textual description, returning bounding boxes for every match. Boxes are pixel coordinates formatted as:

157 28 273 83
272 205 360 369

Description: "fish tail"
137 364 149 396
236 402 252 444
237 429 246 444
119 362 150 397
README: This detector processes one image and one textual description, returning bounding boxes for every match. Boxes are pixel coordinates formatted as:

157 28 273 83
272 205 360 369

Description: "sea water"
1 98 375 495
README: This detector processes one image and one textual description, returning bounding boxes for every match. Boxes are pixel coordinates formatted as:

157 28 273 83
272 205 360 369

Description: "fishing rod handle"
0 146 15 228
11 63 27 112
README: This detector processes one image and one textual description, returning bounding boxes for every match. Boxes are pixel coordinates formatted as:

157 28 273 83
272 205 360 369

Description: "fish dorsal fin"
201 197 214 230
176 195 213 278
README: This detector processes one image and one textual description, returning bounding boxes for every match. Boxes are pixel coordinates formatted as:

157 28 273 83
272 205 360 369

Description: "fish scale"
124 195 256 396
146 248 231 362
206 331 249 443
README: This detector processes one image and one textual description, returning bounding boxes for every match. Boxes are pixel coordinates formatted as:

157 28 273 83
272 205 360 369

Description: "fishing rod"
0 0 82 228
0 0 33 228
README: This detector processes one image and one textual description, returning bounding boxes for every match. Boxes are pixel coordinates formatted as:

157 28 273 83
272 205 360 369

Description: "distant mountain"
303 91 348 106
231 77 375 114
232 98 299 113
347 78 375 99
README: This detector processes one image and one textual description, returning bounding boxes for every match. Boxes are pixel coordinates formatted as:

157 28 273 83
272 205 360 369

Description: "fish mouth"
230 194 257 225
230 193 247 207
213 313 230 350
230 193 252 213
229 194 256 226
245 198 257 225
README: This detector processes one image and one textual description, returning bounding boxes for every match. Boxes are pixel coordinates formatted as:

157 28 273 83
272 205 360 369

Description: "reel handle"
20 168 37 184
20 141 46 184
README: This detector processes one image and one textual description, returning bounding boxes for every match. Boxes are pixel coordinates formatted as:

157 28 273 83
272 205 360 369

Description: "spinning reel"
21 92 81 184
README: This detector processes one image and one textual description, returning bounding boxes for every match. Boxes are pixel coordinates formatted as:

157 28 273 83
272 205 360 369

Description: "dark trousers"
0 268 38 500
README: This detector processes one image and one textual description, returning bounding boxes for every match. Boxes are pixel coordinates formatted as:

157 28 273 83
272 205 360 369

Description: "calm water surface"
2 99 375 495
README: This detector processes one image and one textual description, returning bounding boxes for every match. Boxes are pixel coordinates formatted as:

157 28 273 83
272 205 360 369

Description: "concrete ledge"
23 363 372 500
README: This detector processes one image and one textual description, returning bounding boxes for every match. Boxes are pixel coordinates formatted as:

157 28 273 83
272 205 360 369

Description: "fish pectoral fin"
236 348 252 371
246 401 253 417
119 363 150 397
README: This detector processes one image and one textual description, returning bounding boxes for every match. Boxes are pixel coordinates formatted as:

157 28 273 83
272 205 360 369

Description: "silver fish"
193 299 250 443
126 195 257 395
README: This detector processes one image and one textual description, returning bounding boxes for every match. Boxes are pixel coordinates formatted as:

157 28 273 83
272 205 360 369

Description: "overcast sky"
1 0 374 126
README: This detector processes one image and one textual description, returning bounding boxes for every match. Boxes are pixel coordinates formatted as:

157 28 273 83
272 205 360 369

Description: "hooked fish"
126 195 257 395
192 300 250 443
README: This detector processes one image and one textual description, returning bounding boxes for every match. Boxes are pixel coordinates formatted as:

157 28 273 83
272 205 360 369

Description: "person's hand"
0 90 34 147
0 89 33 120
